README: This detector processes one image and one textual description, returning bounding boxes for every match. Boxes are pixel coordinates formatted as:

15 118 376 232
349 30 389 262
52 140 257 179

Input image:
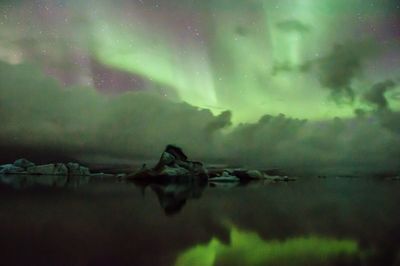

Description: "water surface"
0 176 399 266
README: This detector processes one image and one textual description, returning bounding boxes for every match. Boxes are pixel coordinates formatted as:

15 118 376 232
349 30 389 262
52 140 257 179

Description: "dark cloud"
380 111 400 135
315 43 374 101
0 61 224 161
276 19 311 33
272 41 379 102
1 61 400 175
358 80 400 135
363 80 396 110
222 113 400 175
205 110 232 137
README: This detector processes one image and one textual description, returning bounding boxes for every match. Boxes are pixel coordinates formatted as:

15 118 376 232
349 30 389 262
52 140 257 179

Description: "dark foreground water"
0 176 399 266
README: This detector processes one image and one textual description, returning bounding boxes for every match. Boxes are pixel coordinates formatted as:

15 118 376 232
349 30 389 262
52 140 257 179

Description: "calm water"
0 176 399 266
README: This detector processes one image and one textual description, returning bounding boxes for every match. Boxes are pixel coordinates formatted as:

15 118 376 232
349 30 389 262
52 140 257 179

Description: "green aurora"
175 226 360 266
87 0 400 122
1 0 399 123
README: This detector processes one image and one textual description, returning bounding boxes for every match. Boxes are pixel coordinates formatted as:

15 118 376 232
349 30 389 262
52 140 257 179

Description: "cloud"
313 42 378 102
205 110 232 138
363 80 396 110
221 113 400 175
272 41 379 103
0 61 225 161
0 61 399 175
358 80 400 135
276 19 311 33
379 111 400 135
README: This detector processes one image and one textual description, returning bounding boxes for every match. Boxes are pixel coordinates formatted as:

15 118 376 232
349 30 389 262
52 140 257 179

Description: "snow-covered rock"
0 164 24 174
13 158 35 169
209 171 240 182
67 163 90 176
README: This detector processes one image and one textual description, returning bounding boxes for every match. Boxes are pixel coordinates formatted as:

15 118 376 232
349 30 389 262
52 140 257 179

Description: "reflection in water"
0 176 399 266
176 227 360 266
132 176 207 215
0 174 90 189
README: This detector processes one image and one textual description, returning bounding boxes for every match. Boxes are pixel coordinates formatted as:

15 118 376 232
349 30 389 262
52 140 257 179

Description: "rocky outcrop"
127 145 297 183
13 158 35 169
208 168 296 182
0 159 90 176
0 164 24 174
209 171 240 182
66 163 90 176
2 149 296 184
0 158 35 174
129 145 208 181
27 163 68 175
154 145 207 176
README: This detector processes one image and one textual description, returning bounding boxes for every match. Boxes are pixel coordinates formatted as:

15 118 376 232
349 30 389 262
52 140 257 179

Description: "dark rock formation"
128 145 297 183
0 159 90 176
207 168 296 182
128 145 208 181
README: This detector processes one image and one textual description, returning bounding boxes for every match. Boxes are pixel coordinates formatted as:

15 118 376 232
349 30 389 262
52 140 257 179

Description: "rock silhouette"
128 145 208 181
0 159 91 176
128 145 296 183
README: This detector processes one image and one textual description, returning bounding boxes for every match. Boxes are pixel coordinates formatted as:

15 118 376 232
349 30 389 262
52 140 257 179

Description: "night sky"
1 0 400 173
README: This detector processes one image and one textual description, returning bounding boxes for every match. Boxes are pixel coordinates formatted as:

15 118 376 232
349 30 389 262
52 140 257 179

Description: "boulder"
13 158 35 169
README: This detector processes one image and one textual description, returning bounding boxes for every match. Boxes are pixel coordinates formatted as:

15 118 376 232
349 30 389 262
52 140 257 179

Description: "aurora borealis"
1 0 400 173
175 227 359 266
1 0 400 121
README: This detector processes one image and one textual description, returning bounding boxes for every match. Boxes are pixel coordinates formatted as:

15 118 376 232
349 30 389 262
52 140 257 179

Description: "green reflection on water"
176 227 359 266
